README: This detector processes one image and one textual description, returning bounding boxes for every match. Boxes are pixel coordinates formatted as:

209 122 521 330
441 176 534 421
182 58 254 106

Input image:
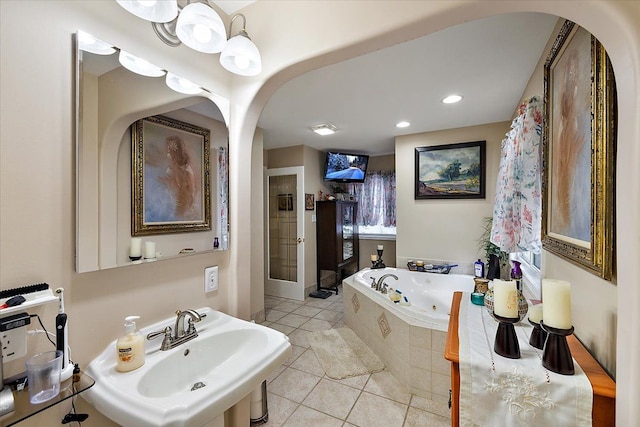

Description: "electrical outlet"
204 266 219 293
2 328 27 362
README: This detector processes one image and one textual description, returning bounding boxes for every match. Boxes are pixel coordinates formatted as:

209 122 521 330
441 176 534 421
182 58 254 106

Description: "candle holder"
493 313 521 359
371 249 386 269
540 321 574 375
528 319 547 350
129 255 142 262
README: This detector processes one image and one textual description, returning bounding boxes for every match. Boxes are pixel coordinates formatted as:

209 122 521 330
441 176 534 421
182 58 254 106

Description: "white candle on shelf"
144 241 156 259
130 238 142 258
528 304 543 324
370 254 378 261
377 245 384 251
542 279 572 329
493 279 518 318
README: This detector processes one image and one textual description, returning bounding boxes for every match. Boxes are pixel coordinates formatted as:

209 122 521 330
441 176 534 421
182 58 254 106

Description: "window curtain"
490 96 543 253
353 171 396 228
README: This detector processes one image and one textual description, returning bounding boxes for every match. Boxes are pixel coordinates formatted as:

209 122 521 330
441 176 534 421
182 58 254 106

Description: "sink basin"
84 308 291 427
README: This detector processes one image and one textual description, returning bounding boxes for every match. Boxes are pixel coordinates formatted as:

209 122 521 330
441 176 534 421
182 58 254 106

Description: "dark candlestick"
493 314 521 359
528 319 547 350
541 321 575 375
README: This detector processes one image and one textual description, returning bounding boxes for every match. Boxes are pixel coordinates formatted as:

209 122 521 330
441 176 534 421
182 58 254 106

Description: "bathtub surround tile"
282 405 343 427
346 391 408 427
278 313 310 328
351 293 361 313
364 370 411 405
410 345 432 371
262 392 299 427
377 313 392 338
409 386 432 400
290 348 326 377
291 305 323 318
404 407 451 427
431 330 448 353
431 372 451 399
302 378 361 420
409 325 432 349
269 323 296 336
431 350 450 375
429 391 450 405
409 367 432 394
268 367 321 403
266 309 288 323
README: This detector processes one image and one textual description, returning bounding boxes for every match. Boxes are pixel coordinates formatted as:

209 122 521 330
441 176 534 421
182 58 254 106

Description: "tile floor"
255 286 452 427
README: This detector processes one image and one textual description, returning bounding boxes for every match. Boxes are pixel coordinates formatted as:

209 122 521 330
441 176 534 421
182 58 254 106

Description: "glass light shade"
116 0 178 23
219 34 262 76
442 94 463 104
77 30 116 55
118 50 165 77
165 72 203 95
175 3 227 53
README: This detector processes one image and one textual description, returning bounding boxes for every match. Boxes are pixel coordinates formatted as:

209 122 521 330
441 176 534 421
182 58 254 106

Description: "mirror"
75 31 229 272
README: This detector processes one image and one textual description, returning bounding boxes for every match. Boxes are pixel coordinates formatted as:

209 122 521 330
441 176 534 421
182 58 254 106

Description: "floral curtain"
353 171 396 228
490 96 543 253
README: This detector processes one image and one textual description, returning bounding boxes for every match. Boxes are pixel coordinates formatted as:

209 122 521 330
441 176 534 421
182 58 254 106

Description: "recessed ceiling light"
442 94 463 104
396 121 410 128
310 124 337 136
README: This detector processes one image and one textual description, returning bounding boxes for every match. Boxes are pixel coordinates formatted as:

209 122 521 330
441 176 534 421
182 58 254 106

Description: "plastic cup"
25 350 63 404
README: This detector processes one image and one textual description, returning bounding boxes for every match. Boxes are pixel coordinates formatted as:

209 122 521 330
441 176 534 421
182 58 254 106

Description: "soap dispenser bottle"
116 315 145 372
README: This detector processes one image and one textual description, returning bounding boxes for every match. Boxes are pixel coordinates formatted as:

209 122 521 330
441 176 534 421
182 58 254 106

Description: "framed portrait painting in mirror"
132 115 211 236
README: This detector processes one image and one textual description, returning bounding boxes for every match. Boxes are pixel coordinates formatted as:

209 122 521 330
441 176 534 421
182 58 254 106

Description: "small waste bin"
250 380 268 424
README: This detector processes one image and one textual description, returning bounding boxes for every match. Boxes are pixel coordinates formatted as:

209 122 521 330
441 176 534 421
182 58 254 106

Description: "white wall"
395 122 509 271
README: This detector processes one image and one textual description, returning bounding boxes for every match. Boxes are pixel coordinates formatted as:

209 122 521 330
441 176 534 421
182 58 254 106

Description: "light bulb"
193 24 212 44
234 55 250 70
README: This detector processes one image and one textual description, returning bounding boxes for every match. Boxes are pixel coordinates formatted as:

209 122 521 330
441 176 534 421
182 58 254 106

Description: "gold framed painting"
132 115 211 236
542 20 616 280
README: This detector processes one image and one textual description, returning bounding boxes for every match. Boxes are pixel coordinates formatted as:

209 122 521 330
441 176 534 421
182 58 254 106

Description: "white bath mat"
308 327 385 380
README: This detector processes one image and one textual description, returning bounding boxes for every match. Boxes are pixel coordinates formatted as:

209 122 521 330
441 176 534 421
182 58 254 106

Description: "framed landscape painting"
132 115 211 236
415 141 486 199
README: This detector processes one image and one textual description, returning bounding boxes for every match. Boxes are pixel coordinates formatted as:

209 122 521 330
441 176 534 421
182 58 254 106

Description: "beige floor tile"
327 373 370 390
289 349 326 377
327 301 344 312
364 370 411 404
278 313 311 328
403 407 450 427
259 392 299 427
292 305 323 318
287 329 312 348
268 367 321 403
283 345 305 366
313 309 343 323
274 301 304 313
265 297 285 309
346 392 408 427
266 309 289 323
301 378 361 420
304 298 334 309
409 395 451 419
269 323 296 336
282 405 343 427
299 318 334 332
266 364 286 384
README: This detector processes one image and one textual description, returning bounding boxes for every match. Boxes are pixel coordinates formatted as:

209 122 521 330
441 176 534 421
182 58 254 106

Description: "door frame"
264 166 305 300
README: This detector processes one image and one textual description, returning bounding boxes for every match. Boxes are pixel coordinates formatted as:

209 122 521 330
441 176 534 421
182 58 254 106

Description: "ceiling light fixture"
396 121 410 128
165 72 203 94
118 50 166 77
311 124 337 136
219 14 262 77
442 94 463 104
116 1 262 77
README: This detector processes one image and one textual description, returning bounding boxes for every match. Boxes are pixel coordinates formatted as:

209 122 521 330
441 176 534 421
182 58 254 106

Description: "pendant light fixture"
219 14 262 76
115 0 178 23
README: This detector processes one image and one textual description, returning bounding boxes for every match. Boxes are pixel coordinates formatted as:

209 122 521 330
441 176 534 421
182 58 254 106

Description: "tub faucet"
374 274 398 291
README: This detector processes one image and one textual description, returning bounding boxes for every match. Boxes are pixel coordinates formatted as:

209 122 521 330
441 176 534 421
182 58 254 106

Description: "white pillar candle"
370 254 378 261
493 279 518 318
542 279 572 329
528 304 543 324
130 238 142 258
144 241 156 259
377 245 384 251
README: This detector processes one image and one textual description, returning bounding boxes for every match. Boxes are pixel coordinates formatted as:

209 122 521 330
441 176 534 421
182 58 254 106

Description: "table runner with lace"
458 294 593 426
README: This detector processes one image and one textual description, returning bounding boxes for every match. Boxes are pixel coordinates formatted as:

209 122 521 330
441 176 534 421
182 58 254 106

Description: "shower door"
265 167 305 300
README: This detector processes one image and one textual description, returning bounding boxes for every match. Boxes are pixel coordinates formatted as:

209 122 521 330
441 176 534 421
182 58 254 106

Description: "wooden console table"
444 292 615 427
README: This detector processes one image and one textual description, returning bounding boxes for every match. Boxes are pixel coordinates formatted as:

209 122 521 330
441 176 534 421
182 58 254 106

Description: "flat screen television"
323 151 369 183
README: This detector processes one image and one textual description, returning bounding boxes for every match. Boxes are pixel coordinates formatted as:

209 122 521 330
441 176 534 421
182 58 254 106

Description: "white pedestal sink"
84 308 291 427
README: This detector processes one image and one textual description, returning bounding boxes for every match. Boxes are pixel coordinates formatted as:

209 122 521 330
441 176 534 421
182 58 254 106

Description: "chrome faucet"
372 274 398 291
147 309 204 351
